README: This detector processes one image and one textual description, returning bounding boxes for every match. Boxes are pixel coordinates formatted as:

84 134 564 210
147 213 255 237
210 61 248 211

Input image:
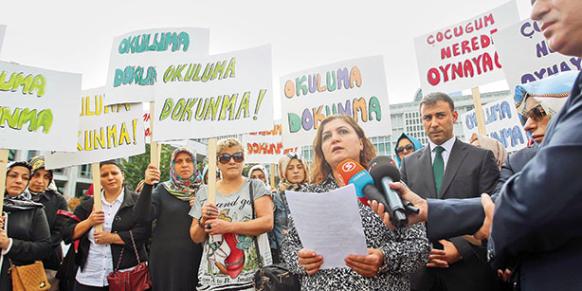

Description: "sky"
0 0 533 118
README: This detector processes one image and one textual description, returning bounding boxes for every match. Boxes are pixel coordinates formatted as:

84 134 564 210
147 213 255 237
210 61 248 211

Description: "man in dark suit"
385 1 582 288
400 92 500 291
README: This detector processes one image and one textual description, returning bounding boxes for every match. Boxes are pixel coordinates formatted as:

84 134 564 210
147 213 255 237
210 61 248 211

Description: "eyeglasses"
525 105 547 122
396 144 414 153
218 152 244 164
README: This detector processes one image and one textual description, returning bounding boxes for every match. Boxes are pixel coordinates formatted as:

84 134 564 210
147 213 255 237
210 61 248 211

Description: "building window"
79 165 91 178
27 150 39 160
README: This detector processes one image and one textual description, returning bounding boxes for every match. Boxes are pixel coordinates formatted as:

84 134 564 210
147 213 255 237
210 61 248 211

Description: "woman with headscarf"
269 153 309 263
135 147 203 291
394 133 423 167
27 156 68 291
0 161 51 291
247 164 272 192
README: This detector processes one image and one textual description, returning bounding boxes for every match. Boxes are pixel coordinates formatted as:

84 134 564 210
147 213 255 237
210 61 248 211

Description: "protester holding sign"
135 148 203 291
0 161 51 291
281 115 429 291
67 161 148 291
190 138 274 291
27 156 68 291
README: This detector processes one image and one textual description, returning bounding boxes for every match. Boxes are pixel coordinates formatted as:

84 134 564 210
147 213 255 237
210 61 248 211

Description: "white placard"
242 124 298 164
286 184 368 269
414 1 519 94
493 19 582 89
153 45 274 141
45 88 145 169
0 62 81 151
0 25 6 56
462 98 527 152
281 55 391 147
105 27 209 105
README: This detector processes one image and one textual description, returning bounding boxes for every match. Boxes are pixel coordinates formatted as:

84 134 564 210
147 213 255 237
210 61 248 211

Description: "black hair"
419 92 455 112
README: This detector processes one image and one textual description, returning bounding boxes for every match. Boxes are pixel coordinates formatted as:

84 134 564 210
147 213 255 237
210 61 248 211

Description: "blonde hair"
311 115 376 184
216 137 243 155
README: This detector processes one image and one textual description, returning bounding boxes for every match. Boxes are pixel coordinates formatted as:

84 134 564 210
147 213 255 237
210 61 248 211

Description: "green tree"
121 144 174 191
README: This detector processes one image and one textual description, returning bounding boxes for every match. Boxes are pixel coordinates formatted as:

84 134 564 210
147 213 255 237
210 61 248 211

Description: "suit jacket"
426 146 539 241
490 72 582 291
401 138 500 291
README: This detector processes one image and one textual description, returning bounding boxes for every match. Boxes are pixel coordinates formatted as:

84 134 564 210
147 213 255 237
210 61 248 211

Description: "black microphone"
368 156 408 228
336 159 390 208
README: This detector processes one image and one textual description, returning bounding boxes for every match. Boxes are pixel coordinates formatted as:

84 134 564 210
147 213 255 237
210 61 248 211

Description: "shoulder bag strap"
129 230 143 263
249 180 263 265
114 245 124 272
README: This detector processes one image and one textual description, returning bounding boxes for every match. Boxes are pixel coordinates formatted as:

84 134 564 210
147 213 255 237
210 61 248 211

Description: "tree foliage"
121 144 174 191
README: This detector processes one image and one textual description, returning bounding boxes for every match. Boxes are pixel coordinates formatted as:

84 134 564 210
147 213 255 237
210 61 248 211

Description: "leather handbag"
249 181 300 291
10 260 51 291
107 231 151 291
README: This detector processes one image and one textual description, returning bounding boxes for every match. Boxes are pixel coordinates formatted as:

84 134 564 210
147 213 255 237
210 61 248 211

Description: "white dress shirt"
76 191 124 287
428 136 456 170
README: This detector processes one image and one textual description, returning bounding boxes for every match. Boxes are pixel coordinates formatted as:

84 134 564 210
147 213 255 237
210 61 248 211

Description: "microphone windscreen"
336 159 365 184
368 155 395 173
369 160 401 184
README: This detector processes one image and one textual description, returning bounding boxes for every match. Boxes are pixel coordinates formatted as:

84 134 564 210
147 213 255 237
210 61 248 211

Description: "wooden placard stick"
91 162 103 232
471 87 487 135
270 163 276 190
207 138 218 204
149 102 162 169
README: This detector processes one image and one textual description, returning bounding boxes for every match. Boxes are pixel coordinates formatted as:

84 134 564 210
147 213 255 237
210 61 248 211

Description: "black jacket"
1 204 51 291
32 189 68 270
66 189 149 272
490 71 582 291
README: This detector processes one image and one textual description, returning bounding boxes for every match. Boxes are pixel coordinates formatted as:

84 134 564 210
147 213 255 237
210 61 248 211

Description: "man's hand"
389 182 428 225
427 240 462 268
427 248 449 268
474 194 495 241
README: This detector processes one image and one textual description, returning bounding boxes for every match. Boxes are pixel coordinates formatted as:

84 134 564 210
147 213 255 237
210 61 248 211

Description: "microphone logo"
341 161 356 173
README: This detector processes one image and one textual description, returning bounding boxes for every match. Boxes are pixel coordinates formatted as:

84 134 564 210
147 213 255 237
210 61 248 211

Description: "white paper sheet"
285 184 368 269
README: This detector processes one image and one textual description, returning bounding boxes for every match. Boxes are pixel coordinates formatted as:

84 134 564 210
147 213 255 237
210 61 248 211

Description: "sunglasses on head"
396 144 414 153
287 152 299 159
218 152 244 164
525 105 547 122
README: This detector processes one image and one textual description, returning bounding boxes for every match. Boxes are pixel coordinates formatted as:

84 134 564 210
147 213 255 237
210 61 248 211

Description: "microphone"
336 159 388 207
368 156 408 228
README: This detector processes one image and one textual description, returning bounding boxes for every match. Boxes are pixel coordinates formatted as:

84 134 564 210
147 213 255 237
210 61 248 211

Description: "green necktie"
433 146 445 194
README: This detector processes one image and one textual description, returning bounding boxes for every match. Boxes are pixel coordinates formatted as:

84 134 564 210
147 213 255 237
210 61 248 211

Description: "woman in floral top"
281 115 430 291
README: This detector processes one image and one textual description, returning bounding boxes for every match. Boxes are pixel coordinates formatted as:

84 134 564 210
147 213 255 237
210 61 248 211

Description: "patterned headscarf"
4 161 42 211
162 147 200 201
